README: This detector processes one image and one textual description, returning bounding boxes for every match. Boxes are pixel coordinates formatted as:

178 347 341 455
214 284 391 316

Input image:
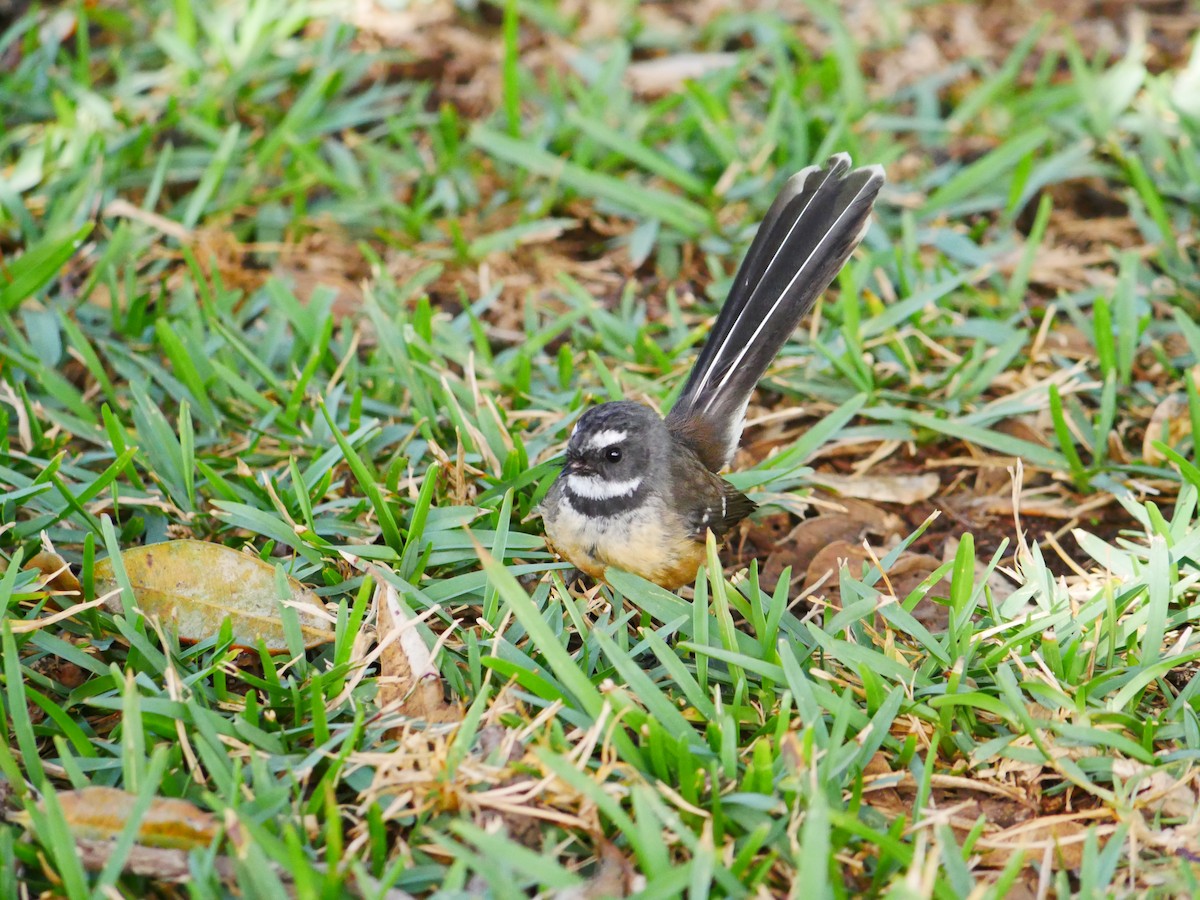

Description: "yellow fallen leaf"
93 540 334 650
14 787 220 851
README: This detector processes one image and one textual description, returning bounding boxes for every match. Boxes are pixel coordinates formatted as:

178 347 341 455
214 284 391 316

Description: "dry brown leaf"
809 470 941 504
806 540 873 594
761 495 906 592
344 0 454 43
32 812 416 897
553 839 635 899
377 581 462 727
624 52 740 96
1142 393 1189 464
976 815 1104 870
24 550 83 600
761 514 870 591
93 540 334 650
74 840 232 883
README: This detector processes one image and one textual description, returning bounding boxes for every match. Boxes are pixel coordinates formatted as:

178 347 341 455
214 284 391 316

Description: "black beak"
564 458 595 476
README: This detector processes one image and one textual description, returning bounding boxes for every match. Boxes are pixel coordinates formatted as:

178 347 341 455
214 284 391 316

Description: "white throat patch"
566 474 642 500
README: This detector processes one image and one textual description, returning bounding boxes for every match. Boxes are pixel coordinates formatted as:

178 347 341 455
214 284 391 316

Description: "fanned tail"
665 154 885 471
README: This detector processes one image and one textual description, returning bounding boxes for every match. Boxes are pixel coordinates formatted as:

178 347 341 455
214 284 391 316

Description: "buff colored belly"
544 498 708 590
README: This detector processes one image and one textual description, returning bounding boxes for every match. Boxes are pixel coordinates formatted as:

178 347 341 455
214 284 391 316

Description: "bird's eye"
604 446 622 463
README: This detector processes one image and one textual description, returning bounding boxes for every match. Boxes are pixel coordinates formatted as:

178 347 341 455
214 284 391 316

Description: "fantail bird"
541 154 885 589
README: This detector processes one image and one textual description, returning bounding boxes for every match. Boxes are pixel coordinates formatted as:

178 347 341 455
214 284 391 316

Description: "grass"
2 0 1200 896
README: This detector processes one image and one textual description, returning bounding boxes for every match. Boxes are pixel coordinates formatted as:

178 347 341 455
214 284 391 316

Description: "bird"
540 154 885 590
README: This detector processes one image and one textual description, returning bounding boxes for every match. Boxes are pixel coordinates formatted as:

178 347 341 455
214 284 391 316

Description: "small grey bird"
541 154 885 589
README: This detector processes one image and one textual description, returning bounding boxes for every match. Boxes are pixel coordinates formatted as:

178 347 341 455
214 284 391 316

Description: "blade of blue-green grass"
99 513 138 621
178 400 196 511
277 568 309 669
927 690 1021 727
24 687 95 760
0 343 94 425
474 544 643 767
451 821 583 891
776 641 824 737
794 778 830 898
1092 296 1116 380
1121 151 1178 263
288 457 316 534
23 784 91 896
1172 306 1200 365
181 125 240 228
878 599 950 668
501 0 520 136
3 621 46 789
1091 374 1117 470
924 127 1051 216
608 569 760 656
119 666 149 791
1109 650 1200 713
445 684 492 776
211 501 328 564
58 312 119 406
807 0 866 117
750 393 867 477
948 22 1046 132
1154 443 1200 492
679 79 740 168
469 125 713 236
705 534 745 690
946 533 976 658
467 217 578 259
677 641 786 686
1139 536 1171 666
688 828 715 900
859 270 974 340
639 626 717 720
319 404 403 554
154 319 216 424
872 408 1063 469
536 747 640 844
96 745 172 890
101 402 146 492
936 822 975 898
42 469 104 538
625 788 671 878
1006 192 1051 308
1047 383 1089 490
0 223 92 311
284 315 334 427
0 828 15 896
1113 252 1141 386
805 625 915 685
565 109 708 196
129 384 190 510
592 628 698 740
587 348 625 400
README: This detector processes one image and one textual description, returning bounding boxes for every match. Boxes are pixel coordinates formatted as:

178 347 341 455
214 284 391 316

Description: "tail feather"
666 154 884 472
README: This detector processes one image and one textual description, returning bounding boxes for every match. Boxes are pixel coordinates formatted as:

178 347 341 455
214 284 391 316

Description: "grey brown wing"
685 478 757 541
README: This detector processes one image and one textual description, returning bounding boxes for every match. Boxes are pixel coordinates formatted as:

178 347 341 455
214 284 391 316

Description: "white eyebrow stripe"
566 474 642 500
585 429 628 449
